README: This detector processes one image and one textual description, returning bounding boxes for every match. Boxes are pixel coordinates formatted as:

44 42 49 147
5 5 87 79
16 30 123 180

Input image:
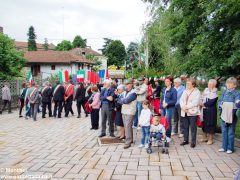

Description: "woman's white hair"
174 78 181 83
104 79 112 85
226 77 238 86
117 84 125 90
208 79 217 86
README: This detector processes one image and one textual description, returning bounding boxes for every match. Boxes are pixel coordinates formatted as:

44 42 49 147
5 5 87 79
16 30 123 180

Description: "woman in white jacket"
180 78 201 148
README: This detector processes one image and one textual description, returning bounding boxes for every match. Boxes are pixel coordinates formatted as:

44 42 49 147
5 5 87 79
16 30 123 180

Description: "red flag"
90 72 95 84
64 70 69 82
106 69 109 79
88 71 91 82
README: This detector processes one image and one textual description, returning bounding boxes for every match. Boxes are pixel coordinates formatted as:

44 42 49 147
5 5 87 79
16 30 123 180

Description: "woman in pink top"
89 85 101 130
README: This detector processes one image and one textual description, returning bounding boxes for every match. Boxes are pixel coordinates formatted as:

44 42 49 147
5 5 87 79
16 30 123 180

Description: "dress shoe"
42 116 46 119
110 134 115 137
99 134 106 138
180 141 189 146
119 136 126 140
190 143 196 148
19 115 23 118
124 144 131 149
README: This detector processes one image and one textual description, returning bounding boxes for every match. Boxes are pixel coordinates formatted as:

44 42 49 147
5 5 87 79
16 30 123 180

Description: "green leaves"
142 0 240 78
27 26 37 51
104 40 127 67
55 40 72 51
0 33 26 80
72 35 87 48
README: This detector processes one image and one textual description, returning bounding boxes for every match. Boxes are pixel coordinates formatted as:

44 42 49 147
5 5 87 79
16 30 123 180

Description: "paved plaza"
0 109 239 180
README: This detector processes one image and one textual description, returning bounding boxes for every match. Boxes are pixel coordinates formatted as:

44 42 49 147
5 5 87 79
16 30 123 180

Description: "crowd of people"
0 76 240 153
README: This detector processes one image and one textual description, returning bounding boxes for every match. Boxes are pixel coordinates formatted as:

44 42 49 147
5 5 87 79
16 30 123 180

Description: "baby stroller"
146 114 169 154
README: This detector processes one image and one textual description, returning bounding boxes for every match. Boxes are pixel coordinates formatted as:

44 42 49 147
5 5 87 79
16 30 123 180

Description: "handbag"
188 107 199 116
196 115 203 128
85 101 92 113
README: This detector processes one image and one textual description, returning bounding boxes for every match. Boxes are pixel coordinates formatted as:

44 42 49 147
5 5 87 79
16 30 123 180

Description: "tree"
27 26 37 51
141 0 240 78
104 40 127 66
55 40 72 51
0 33 26 80
126 42 139 63
43 38 48 51
72 35 87 48
101 38 113 55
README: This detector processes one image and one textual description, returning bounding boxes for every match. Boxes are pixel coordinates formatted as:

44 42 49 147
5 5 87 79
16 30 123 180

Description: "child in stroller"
146 115 169 154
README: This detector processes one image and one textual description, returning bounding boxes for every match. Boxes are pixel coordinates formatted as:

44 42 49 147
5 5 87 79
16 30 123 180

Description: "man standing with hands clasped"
99 79 115 137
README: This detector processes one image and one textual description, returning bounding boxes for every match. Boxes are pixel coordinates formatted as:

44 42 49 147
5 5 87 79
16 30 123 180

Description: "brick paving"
0 109 239 180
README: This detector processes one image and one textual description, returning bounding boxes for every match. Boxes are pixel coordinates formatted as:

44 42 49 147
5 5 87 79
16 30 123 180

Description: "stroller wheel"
161 149 165 154
147 148 152 154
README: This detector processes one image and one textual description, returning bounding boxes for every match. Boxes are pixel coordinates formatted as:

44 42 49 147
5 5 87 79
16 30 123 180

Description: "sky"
0 0 149 52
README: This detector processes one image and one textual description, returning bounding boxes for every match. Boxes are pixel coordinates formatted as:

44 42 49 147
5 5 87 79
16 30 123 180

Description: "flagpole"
144 33 149 76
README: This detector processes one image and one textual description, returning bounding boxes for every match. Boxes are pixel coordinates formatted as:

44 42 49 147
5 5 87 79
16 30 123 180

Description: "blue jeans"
133 101 142 127
220 118 237 152
141 126 150 145
164 107 175 137
150 132 162 141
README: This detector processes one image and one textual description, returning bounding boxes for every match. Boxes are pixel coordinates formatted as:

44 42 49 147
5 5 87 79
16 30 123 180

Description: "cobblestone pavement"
0 109 239 180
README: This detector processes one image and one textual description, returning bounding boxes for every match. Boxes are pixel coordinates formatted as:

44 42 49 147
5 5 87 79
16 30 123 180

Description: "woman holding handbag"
89 85 101 130
180 78 201 148
200 79 218 145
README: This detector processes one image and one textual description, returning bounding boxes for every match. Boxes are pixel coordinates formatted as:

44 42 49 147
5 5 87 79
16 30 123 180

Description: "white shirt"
150 124 166 133
138 108 151 126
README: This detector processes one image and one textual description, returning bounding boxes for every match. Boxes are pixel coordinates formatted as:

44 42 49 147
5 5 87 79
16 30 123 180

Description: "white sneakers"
178 134 184 138
138 144 144 148
218 148 225 152
218 148 233 154
138 144 149 149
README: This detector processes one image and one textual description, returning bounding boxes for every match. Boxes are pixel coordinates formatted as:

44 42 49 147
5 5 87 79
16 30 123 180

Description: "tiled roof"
70 47 102 56
24 51 95 64
15 41 55 50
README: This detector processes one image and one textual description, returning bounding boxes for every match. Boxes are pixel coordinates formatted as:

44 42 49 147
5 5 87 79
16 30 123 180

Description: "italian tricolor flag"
27 70 33 87
59 70 69 83
77 70 85 82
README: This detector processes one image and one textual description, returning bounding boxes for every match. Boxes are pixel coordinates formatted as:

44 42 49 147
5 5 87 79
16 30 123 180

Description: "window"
82 52 86 55
51 65 55 70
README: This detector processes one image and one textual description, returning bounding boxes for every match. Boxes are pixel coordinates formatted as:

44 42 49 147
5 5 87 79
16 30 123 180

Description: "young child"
138 100 152 148
149 116 166 144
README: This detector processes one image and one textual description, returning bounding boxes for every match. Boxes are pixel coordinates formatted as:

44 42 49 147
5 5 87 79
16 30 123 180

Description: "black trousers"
42 102 52 118
1 100 11 113
19 99 24 116
173 105 184 134
182 115 198 144
65 99 73 117
76 101 86 116
91 109 99 129
53 101 63 118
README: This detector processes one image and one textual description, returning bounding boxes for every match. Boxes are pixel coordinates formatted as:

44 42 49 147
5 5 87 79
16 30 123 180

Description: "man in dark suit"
99 79 115 137
41 81 53 118
52 81 65 118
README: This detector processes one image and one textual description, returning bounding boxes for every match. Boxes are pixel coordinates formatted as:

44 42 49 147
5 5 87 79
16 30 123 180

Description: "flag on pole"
98 70 105 78
139 53 145 65
76 70 85 82
87 70 91 83
59 70 69 83
27 70 33 87
105 69 109 79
